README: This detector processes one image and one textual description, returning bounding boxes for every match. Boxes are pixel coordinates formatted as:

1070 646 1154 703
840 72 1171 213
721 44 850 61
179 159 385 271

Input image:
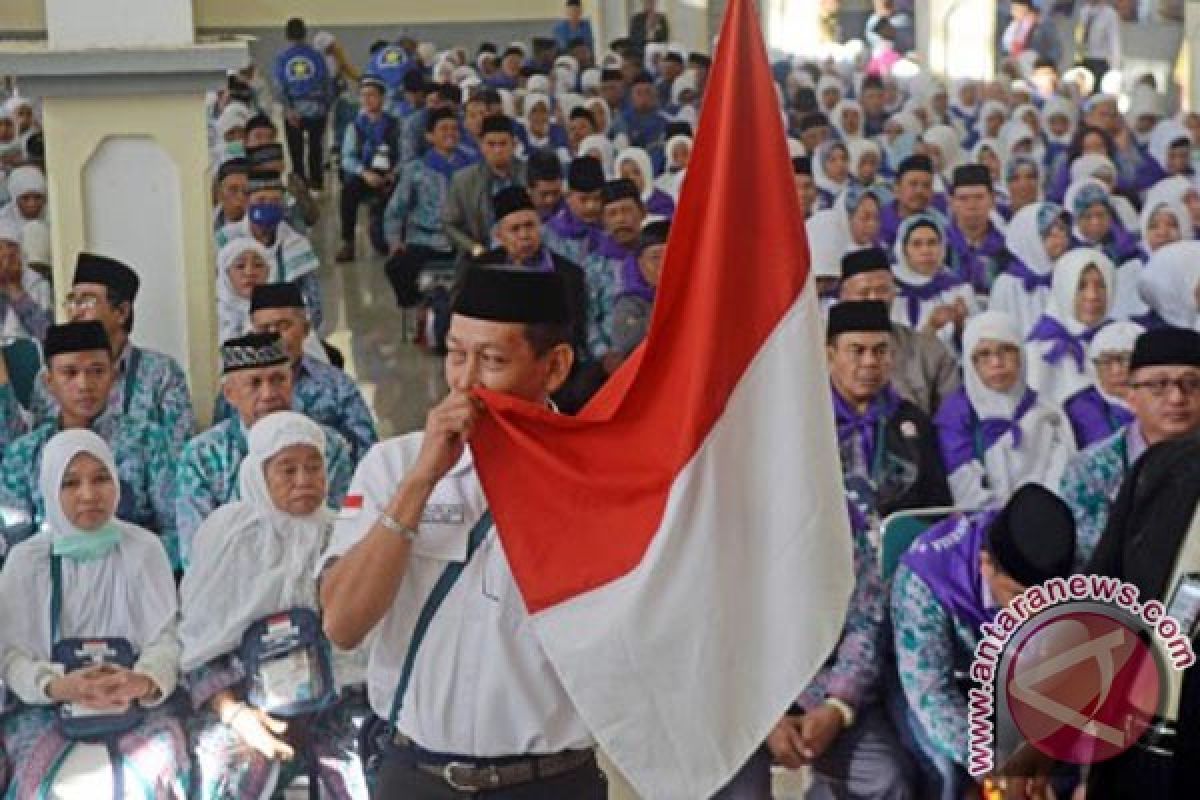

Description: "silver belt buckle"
443 762 502 792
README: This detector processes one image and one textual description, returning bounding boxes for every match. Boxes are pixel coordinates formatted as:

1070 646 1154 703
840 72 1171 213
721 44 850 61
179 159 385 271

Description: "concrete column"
761 0 825 59
915 0 997 80
0 0 247 424
1186 0 1200 110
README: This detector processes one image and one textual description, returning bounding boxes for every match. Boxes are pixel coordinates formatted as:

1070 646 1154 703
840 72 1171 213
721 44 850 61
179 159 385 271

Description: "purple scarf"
934 388 1039 473
547 207 606 253
833 386 901 472
1027 316 1107 370
901 511 1001 632
1065 386 1134 449
423 146 474 180
1002 258 1053 292
646 189 676 218
893 269 966 328
616 254 656 303
516 248 556 273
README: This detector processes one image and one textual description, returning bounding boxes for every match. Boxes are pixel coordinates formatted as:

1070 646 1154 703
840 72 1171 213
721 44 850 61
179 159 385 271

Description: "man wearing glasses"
1061 327 1200 569
26 253 195 451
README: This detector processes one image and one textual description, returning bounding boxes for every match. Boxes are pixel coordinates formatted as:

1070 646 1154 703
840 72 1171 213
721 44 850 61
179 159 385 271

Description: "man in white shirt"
319 266 605 798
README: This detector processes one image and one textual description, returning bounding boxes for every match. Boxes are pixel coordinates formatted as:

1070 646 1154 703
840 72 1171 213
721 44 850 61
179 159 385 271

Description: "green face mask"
51 524 122 562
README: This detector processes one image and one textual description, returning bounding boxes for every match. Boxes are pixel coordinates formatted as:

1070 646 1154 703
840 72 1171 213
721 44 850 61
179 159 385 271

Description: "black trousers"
339 174 389 251
1080 58 1110 94
285 114 327 188
383 244 454 307
373 752 608 799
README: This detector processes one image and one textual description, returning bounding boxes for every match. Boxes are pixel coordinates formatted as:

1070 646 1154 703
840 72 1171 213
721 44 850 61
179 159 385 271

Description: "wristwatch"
378 511 419 541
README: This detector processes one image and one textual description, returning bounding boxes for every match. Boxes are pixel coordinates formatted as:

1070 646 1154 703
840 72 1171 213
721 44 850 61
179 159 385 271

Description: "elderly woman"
1026 248 1116 406
992 202 1071 336
1063 177 1140 266
1063 320 1142 449
0 430 187 798
0 217 51 340
890 214 977 348
215 237 272 344
614 146 674 218
181 412 367 800
935 311 1075 510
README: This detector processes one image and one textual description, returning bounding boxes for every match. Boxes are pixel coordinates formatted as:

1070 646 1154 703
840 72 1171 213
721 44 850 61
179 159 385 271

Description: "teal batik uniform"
28 344 196 451
212 356 378 464
175 416 354 566
1059 424 1142 571
0 413 179 565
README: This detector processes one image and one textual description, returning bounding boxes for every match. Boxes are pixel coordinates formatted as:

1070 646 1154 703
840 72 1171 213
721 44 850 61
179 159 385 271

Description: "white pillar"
761 0 824 59
0 0 248 423
916 0 997 80
1187 0 1200 111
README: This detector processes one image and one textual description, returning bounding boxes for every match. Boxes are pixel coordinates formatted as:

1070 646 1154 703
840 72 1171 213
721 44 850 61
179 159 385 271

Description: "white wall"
83 137 188 366
45 0 194 49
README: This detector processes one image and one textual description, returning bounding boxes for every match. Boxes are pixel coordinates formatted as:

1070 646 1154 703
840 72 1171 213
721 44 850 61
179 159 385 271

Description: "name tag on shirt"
422 503 465 526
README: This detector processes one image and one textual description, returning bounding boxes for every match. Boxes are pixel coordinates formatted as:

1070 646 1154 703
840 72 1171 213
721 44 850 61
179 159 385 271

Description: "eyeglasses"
1129 376 1200 398
63 293 101 311
1093 354 1131 370
972 345 1020 364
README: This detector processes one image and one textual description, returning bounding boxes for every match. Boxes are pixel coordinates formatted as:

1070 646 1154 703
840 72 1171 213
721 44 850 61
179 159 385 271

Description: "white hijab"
180 412 333 672
614 147 657 203
0 431 176 662
1137 240 1200 330
1042 96 1077 146
806 209 849 280
215 238 272 344
813 140 849 196
579 133 614 176
1005 202 1061 276
832 99 864 141
921 124 962 183
1147 119 1192 174
964 311 1029 419
1086 320 1143 409
1046 248 1116 335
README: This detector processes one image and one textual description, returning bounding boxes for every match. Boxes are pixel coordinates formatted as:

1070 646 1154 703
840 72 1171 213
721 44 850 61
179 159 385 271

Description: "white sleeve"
134 616 182 707
2 647 63 706
948 461 996 510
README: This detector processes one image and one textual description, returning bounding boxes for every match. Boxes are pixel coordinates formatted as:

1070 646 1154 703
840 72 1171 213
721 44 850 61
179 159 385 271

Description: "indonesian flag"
470 0 855 795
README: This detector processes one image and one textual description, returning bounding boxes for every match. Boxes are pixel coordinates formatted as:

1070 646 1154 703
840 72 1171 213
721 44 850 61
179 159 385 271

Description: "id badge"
257 648 318 709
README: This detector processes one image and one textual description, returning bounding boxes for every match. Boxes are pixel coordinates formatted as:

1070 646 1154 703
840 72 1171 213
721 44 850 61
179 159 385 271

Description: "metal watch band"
379 512 419 540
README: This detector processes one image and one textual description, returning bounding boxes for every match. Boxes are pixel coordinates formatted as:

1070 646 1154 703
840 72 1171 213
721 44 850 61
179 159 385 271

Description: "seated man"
211 283 378 463
175 333 354 564
1060 327 1200 569
543 155 607 266
944 164 1010 294
716 503 915 800
890 485 1076 799
337 74 401 262
827 301 952 524
793 155 817 219
838 247 960 416
585 178 647 364
212 157 249 231
879 155 947 249
0 322 177 562
382 106 474 307
29 253 196 450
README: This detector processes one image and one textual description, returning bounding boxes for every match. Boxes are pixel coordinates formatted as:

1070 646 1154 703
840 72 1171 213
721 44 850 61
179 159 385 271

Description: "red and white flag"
470 0 854 795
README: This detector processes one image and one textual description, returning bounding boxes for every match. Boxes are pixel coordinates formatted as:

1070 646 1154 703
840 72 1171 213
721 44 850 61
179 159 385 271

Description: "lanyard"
869 413 887 484
50 554 63 644
275 246 287 283
122 347 141 416
388 509 494 727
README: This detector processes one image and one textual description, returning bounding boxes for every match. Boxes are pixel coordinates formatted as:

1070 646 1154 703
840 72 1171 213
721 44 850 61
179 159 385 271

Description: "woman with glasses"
1063 320 1141 448
935 311 1075 510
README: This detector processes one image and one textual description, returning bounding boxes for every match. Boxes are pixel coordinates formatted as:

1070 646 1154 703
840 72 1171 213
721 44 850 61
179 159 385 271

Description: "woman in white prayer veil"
181 411 367 800
934 311 1075 510
1137 240 1200 332
0 429 188 799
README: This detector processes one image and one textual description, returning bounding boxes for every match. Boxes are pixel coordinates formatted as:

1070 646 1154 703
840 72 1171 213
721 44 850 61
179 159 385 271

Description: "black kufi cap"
601 68 623 82
217 157 249 183
480 114 515 136
44 321 111 361
246 144 285 170
638 219 670 254
453 267 570 325
1130 328 1200 371
897 154 935 178
250 282 306 313
425 106 458 132
603 178 640 205
827 301 892 337
841 247 890 279
360 74 387 93
221 332 288 374
952 164 993 191
568 156 606 191
791 155 812 176
73 253 140 301
527 150 564 182
493 186 536 220
244 113 275 135
986 485 1076 587
798 112 830 134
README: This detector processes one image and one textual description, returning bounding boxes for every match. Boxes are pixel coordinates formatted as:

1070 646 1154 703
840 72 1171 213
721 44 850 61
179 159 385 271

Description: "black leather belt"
392 733 595 792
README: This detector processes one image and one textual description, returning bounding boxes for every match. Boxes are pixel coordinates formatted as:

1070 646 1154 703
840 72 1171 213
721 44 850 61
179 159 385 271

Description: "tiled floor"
309 189 446 438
